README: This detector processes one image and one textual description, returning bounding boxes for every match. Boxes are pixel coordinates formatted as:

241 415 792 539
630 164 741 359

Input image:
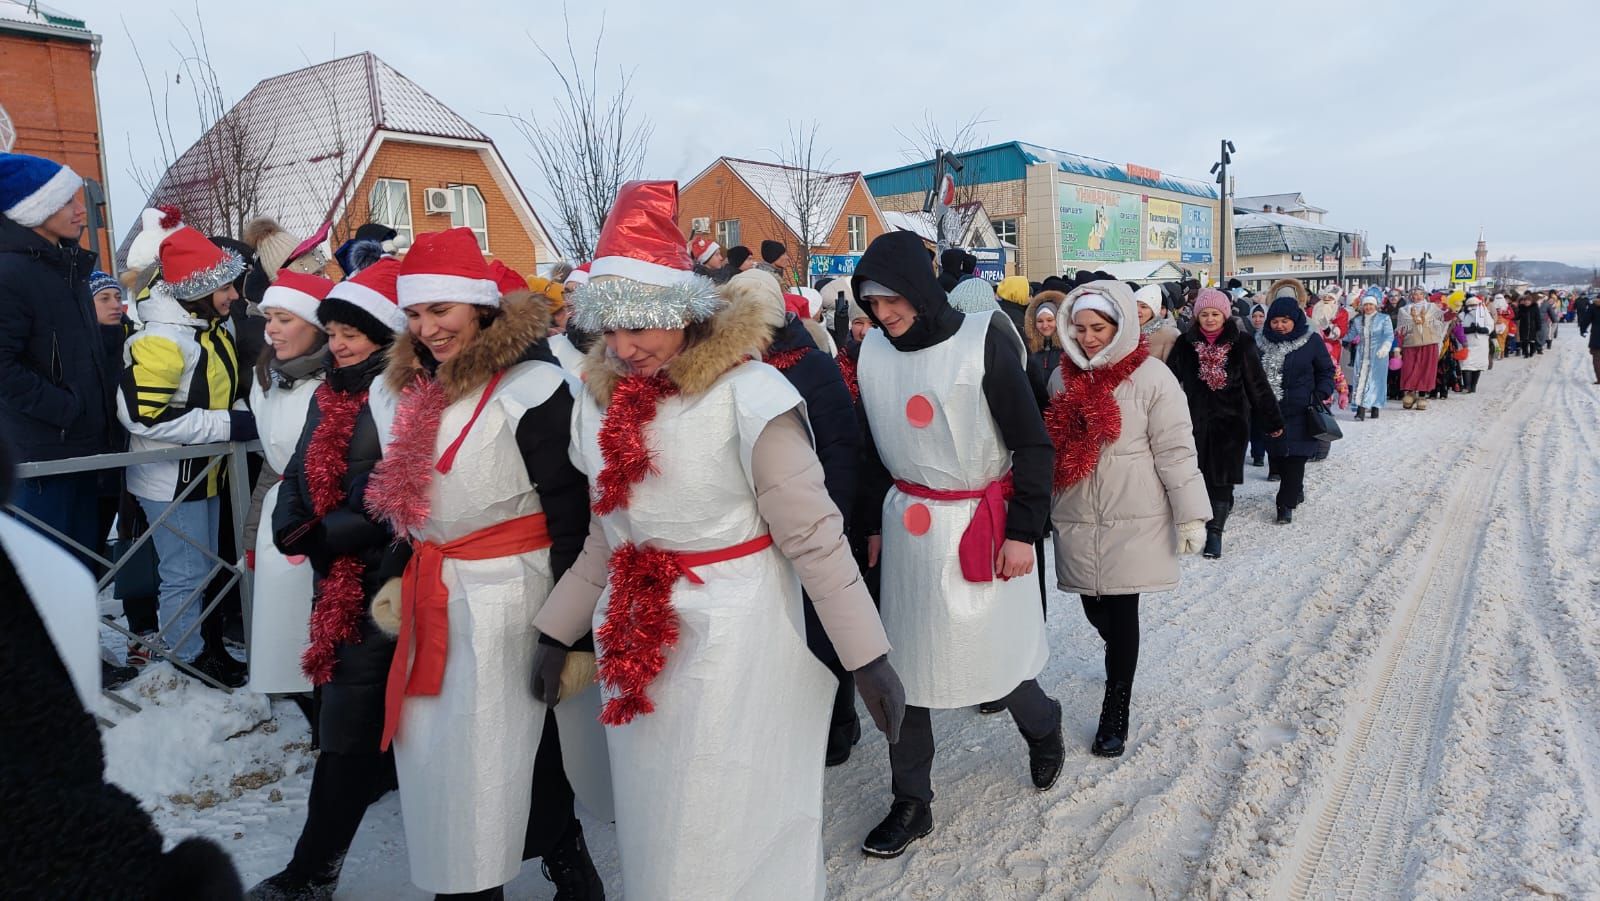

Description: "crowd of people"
1 147 1594 900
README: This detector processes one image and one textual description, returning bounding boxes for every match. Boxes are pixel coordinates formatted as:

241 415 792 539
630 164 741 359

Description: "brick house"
120 52 556 276
0 1 114 262
678 157 888 287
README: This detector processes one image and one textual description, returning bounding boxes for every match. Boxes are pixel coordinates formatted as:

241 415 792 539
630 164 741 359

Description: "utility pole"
1209 139 1235 285
1334 233 1346 292
1419 251 1432 287
1382 244 1395 287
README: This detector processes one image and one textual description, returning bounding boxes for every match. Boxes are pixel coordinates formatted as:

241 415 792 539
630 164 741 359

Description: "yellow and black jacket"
116 293 244 501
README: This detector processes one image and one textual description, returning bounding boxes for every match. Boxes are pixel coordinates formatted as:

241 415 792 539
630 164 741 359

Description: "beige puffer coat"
1048 281 1210 596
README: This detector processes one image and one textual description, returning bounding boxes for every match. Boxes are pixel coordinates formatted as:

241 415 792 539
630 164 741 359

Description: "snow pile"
99 664 314 812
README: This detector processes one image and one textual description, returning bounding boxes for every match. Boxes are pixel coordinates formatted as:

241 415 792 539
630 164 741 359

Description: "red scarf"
1044 338 1150 490
763 347 808 372
300 383 370 685
593 374 679 515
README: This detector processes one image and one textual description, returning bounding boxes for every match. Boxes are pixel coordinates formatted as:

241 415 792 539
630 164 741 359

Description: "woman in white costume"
533 181 904 900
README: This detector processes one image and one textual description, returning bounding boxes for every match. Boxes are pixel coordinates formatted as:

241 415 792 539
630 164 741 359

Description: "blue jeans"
138 496 220 661
13 472 103 568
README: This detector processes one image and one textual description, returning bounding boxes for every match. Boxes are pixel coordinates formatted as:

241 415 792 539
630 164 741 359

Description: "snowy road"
100 335 1600 899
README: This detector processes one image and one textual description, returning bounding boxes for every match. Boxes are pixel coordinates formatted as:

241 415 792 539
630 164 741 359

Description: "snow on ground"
99 335 1600 899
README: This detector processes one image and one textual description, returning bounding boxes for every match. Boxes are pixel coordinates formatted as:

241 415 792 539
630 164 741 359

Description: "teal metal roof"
866 141 1218 201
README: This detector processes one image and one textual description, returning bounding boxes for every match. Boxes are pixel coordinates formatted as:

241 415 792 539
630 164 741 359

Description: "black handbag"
1307 402 1343 442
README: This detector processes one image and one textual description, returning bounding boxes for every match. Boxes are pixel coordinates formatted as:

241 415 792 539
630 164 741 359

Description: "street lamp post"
1382 244 1395 287
1419 251 1433 287
1209 139 1235 284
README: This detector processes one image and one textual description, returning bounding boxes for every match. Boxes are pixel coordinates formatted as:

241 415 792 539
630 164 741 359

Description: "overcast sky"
73 0 1600 268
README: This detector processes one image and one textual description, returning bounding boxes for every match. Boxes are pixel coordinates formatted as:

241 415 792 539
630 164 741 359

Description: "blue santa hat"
0 153 82 228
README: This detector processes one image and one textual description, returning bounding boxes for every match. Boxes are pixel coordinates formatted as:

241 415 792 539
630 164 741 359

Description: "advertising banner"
1058 184 1141 263
1146 198 1181 261
970 247 1007 283
1180 203 1214 263
808 254 862 278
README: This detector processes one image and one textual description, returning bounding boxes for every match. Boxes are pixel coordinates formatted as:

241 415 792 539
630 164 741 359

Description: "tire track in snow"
1280 351 1556 900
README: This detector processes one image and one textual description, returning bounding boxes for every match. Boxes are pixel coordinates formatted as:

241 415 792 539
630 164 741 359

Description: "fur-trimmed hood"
1024 289 1066 353
581 275 781 405
1265 278 1309 307
384 289 550 403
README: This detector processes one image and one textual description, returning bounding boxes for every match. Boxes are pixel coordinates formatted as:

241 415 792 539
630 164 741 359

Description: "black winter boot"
1369 407 1379 419
826 712 861 767
1354 406 1366 421
1091 681 1132 758
1276 506 1293 524
246 866 339 901
541 821 605 900
862 799 934 858
1024 699 1066 790
1203 501 1231 559
977 699 1007 714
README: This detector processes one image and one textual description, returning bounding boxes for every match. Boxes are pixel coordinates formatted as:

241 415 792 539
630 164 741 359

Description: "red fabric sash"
597 533 775 725
381 511 551 750
893 474 1014 583
435 370 505 474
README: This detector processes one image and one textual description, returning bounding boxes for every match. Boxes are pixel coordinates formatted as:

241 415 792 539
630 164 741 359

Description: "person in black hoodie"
0 153 116 562
249 260 404 900
850 231 1063 858
727 268 867 767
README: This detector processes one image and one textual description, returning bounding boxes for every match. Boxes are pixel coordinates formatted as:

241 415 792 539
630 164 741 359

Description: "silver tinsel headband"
165 249 245 301
569 274 723 332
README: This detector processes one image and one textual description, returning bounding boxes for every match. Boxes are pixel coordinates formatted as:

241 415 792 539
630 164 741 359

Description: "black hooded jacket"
849 232 1052 543
767 315 859 525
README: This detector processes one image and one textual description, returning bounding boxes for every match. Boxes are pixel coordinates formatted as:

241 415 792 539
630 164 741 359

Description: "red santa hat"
396 227 500 308
154 220 245 301
689 235 720 265
259 270 335 326
572 180 721 331
488 259 530 296
323 256 405 337
566 262 591 286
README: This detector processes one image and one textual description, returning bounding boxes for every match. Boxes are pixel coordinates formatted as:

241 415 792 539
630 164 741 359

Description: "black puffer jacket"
1167 319 1285 487
0 216 115 462
766 315 859 525
272 353 395 754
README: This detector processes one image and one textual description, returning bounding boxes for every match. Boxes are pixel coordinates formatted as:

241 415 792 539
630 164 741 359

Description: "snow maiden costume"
1346 288 1395 418
849 231 1064 859
362 228 601 899
533 181 902 900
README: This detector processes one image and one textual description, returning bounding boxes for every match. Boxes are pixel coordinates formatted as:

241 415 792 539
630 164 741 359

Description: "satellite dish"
0 103 15 153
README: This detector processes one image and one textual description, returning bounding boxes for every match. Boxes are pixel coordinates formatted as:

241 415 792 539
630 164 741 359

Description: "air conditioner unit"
690 217 711 234
424 187 456 215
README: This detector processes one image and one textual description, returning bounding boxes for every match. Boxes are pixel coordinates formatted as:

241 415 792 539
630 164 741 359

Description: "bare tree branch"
764 120 837 288
895 110 992 205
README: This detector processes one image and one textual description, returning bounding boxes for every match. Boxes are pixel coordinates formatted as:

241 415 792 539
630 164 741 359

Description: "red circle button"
903 503 931 536
905 394 935 428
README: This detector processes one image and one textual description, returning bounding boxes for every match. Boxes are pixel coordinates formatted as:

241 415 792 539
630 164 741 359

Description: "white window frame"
368 178 413 243
847 215 867 253
716 218 741 250
449 184 489 252
992 217 1018 247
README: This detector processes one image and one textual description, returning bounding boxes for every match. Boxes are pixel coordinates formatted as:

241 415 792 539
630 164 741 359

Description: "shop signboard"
1145 198 1181 261
1180 202 1214 263
970 246 1007 283
808 253 862 278
1058 183 1141 263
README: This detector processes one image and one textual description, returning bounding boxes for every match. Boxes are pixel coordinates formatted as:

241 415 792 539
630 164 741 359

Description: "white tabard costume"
386 359 568 894
246 374 321 694
548 333 586 373
571 362 835 900
858 312 1049 709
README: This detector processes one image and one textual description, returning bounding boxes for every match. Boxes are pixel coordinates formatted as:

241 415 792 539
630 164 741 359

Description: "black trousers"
1271 454 1308 510
889 680 1058 805
1205 483 1235 507
1463 370 1482 391
1079 594 1139 684
286 749 397 880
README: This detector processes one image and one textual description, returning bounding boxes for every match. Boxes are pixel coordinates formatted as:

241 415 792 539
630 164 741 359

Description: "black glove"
531 637 569 706
853 654 906 744
228 410 258 442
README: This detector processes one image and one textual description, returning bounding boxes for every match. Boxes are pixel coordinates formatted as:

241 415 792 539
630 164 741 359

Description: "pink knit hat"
1193 288 1232 320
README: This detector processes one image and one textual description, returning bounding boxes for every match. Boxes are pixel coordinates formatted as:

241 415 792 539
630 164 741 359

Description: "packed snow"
98 335 1600 899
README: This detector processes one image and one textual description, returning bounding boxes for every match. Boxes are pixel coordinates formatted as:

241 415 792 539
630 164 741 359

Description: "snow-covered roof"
1235 192 1327 215
1234 211 1363 257
1091 260 1186 282
0 0 93 39
119 52 524 262
1015 142 1218 200
882 202 1003 248
714 157 865 243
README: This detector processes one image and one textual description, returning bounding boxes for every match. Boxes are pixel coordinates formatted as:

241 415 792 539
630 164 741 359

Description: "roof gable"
719 157 863 244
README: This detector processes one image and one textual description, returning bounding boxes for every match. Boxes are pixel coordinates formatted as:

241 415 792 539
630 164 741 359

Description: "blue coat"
1265 335 1336 458
0 217 116 462
1345 311 1395 410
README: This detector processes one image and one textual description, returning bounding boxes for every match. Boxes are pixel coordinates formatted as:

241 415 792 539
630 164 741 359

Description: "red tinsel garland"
763 347 808 372
1044 338 1150 491
299 383 370 685
594 542 687 725
592 374 679 515
835 349 860 402
1195 339 1230 391
365 375 449 535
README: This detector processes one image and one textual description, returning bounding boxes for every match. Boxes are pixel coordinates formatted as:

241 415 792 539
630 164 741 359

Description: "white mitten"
1177 520 1207 556
370 577 403 635
559 651 598 700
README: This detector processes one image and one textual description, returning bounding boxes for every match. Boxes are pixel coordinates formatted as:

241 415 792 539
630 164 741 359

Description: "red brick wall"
340 139 543 277
1 31 112 262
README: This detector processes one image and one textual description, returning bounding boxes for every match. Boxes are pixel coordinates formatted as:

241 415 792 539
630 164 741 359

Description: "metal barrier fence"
9 441 260 712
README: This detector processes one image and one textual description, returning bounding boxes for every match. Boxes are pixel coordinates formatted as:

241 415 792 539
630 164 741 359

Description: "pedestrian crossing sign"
1450 260 1476 282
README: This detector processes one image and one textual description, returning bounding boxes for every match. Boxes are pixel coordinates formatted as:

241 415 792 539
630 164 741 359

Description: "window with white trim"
992 217 1018 247
368 178 412 243
716 219 740 249
847 215 867 253
450 185 488 252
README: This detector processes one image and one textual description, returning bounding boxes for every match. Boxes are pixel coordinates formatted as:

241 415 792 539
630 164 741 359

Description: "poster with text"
1146 198 1181 261
1180 203 1214 263
1058 184 1141 263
